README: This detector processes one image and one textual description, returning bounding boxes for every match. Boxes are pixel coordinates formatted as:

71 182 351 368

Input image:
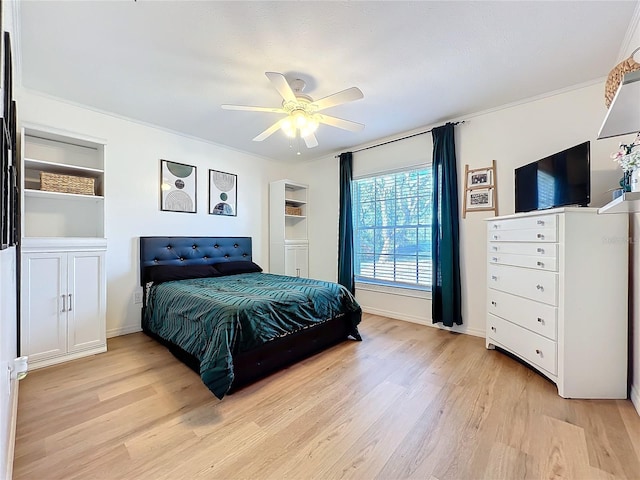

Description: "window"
352 167 432 290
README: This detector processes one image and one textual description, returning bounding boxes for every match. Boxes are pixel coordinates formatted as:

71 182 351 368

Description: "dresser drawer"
488 214 556 232
488 252 558 271
488 242 557 258
488 228 557 243
487 314 557 375
487 289 557 340
488 264 558 306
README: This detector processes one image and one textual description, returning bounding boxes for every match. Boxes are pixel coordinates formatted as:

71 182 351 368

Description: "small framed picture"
466 188 494 210
209 169 237 216
467 168 492 187
160 159 197 213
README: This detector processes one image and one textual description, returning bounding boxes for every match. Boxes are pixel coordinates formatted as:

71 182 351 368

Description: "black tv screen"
515 141 590 213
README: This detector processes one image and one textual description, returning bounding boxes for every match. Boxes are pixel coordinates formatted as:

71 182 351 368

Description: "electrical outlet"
134 291 143 304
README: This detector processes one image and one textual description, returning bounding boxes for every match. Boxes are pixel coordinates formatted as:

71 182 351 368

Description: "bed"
140 236 362 399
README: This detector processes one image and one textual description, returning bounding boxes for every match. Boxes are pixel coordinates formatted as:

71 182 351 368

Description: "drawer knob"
536 248 544 253
537 233 544 239
492 246 498 251
537 317 544 324
491 275 498 281
535 349 542 355
491 326 496 332
536 284 544 291
492 257 498 262
537 220 545 225
493 235 499 240
493 224 499 229
491 301 497 306
536 261 544 267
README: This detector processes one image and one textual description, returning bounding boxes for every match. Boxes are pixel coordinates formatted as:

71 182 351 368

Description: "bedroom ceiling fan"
222 72 364 150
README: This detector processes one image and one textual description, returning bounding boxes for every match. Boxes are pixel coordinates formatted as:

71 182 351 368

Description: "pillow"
145 264 221 284
214 260 263 276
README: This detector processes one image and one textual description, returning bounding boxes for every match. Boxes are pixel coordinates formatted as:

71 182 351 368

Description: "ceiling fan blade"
311 87 364 111
318 114 365 132
221 104 285 113
253 118 286 142
265 72 297 103
303 133 318 148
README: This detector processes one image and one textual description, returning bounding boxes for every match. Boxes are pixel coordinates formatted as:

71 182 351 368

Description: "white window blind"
352 167 432 289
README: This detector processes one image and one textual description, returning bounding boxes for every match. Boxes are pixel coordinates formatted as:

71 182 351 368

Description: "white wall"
289 81 629 339
16 90 288 337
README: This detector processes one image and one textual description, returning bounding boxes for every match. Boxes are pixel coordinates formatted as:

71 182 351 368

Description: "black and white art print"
160 159 197 213
209 169 237 216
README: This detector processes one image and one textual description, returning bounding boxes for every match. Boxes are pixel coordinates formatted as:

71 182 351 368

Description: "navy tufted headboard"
139 236 252 285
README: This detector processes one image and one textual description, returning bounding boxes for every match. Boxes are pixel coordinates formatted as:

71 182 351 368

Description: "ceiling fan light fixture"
280 111 319 139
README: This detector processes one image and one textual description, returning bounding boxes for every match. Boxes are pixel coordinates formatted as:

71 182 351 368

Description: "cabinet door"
67 251 106 353
21 253 67 361
284 245 309 278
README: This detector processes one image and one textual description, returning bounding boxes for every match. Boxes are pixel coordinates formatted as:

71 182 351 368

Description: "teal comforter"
143 273 361 398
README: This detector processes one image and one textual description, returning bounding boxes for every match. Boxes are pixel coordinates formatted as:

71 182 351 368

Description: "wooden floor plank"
13 314 640 480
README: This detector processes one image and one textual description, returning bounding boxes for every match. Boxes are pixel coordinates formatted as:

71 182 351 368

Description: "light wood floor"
13 314 640 480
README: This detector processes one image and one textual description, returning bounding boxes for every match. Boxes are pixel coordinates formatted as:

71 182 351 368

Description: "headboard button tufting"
180 257 184 261
203 256 208 259
243 253 248 257
167 245 172 249
214 244 219 248
192 245 197 249
234 244 239 248
224 254 229 258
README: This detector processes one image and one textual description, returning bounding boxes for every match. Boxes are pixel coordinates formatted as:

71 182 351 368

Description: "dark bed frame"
139 236 361 394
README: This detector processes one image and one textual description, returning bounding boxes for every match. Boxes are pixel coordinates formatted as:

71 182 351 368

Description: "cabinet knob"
493 224 499 229
493 235 499 240
491 326 496 332
491 301 497 306
491 275 498 281
68 294 73 312
536 233 544 239
536 284 544 291
537 317 544 324
492 257 498 262
536 248 544 253
535 349 542 355
492 246 498 251
536 261 544 267
537 220 545 225
61 294 66 313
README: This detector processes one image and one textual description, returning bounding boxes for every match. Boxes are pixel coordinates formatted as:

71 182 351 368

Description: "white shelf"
598 70 640 139
285 198 307 206
24 157 103 177
598 191 640 214
24 188 104 201
285 214 307 219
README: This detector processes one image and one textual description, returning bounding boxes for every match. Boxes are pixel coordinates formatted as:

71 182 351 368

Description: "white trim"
356 281 430 300
28 346 107 370
107 324 142 338
631 383 640 417
21 237 107 252
361 306 485 338
352 163 430 181
4 377 18 480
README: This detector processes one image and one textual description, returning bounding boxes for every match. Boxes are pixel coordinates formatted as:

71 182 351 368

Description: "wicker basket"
285 205 302 216
605 46 640 108
40 172 95 195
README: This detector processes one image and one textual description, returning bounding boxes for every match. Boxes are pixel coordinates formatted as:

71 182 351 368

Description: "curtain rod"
334 120 465 158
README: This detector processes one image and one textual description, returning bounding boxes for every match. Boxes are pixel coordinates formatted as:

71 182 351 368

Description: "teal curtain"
431 123 462 326
338 152 355 294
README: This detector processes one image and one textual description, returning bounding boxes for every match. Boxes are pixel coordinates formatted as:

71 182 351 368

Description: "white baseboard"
631 383 640 417
3 377 18 480
106 324 142 338
361 306 485 338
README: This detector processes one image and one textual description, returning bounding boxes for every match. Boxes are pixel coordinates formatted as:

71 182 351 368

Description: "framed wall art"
160 159 197 213
209 169 237 216
463 160 498 218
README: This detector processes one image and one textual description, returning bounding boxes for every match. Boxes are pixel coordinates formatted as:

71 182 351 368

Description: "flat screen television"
514 141 590 213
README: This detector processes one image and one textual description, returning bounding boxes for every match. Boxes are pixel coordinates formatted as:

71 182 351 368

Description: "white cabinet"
284 243 309 278
270 180 309 277
485 208 628 399
20 124 107 368
21 241 106 368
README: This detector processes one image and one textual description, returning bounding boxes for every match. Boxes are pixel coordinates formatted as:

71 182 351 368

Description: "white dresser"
486 208 628 399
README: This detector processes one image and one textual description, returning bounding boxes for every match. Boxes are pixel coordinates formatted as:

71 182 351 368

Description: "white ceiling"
16 1 639 162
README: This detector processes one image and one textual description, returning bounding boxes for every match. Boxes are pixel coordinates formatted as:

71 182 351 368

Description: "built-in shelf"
285 214 307 219
24 188 104 201
285 198 307 206
24 158 104 177
598 191 640 214
598 70 640 139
